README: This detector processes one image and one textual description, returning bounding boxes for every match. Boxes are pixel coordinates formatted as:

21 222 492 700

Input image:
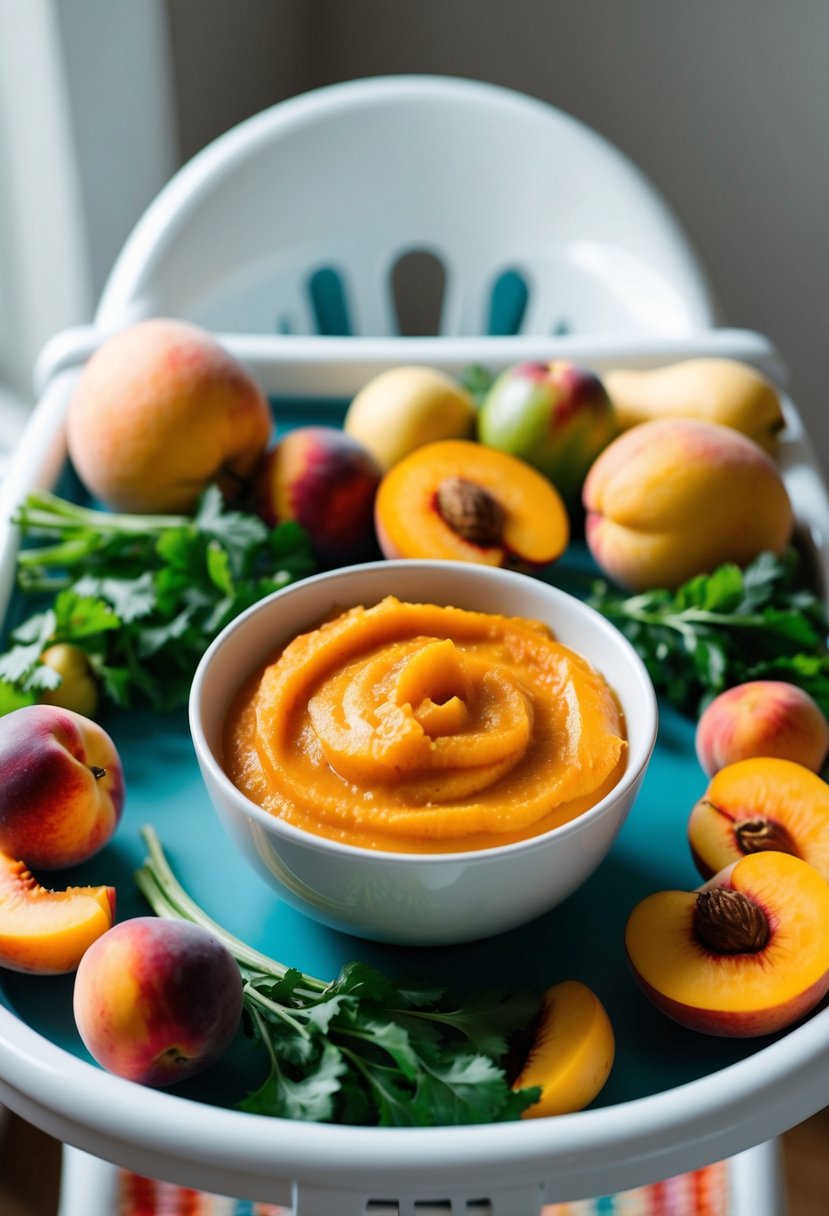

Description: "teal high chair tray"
0 336 827 1216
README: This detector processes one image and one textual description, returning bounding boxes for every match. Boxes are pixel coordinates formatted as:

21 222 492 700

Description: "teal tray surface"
0 396 812 1123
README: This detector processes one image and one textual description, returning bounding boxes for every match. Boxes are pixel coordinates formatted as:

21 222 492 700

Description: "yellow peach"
0 850 115 974
687 757 829 883
583 418 794 591
374 439 569 570
343 366 476 470
605 359 786 454
625 851 829 1036
512 980 615 1117
66 318 273 513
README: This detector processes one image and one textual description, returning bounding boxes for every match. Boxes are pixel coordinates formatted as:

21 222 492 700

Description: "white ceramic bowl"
189 560 658 945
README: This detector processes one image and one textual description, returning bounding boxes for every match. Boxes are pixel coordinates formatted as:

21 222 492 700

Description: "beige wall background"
161 0 829 469
2 2 825 469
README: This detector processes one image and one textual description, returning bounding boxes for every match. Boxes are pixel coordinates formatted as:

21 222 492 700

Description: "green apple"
477 361 617 505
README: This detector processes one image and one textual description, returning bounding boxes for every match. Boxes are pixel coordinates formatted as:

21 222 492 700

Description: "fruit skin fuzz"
73 916 244 1088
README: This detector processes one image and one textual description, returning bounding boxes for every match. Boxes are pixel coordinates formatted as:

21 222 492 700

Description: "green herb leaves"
135 827 541 1127
589 550 829 717
0 487 316 714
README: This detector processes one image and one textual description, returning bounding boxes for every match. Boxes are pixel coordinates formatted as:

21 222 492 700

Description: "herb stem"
136 825 327 996
243 983 312 1038
13 490 189 536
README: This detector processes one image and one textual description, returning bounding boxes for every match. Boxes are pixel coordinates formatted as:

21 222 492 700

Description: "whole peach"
696 681 829 777
583 418 794 591
255 425 382 566
0 704 124 870
73 917 243 1087
66 318 273 513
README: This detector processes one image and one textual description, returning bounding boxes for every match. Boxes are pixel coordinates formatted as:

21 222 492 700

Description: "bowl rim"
188 558 659 864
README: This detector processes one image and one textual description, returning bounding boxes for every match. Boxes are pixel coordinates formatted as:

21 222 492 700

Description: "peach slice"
512 980 615 1117
0 850 115 974
374 439 569 569
625 851 829 1036
687 757 829 882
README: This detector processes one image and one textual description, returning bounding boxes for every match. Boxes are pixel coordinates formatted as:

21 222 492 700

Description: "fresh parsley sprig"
588 549 829 718
0 487 316 714
135 826 541 1126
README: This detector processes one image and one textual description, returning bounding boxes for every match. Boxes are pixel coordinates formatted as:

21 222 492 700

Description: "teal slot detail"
307 266 352 336
488 269 529 335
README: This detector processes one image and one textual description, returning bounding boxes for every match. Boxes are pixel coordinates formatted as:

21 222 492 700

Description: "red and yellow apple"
625 851 829 1036
66 318 273 513
0 704 124 870
0 850 115 974
687 756 829 882
477 360 617 505
73 916 244 1087
374 439 569 569
255 425 382 566
695 681 829 777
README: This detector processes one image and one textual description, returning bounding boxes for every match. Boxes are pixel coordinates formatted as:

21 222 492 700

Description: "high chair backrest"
94 75 715 340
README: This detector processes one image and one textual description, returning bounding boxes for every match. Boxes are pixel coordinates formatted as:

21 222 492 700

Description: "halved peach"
0 850 115 974
374 439 569 569
687 757 829 882
512 980 615 1117
625 851 829 1036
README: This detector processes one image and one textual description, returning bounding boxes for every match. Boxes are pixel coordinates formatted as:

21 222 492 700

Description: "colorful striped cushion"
117 1160 730 1215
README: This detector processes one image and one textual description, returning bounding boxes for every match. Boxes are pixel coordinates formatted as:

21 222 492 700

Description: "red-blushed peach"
625 851 829 1037
66 318 273 513
582 418 794 591
255 425 382 567
374 439 569 569
477 361 617 506
73 916 243 1087
512 980 615 1117
695 681 829 777
0 850 115 974
0 704 124 870
687 757 829 882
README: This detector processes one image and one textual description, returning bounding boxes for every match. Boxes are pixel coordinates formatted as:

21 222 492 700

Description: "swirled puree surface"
223 597 627 853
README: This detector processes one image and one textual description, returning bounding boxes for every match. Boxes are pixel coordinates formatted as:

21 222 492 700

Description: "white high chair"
43 76 787 1216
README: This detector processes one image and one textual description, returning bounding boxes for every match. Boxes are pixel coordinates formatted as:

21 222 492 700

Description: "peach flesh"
625 852 829 1036
687 757 829 883
0 851 115 974
512 980 615 1117
374 439 569 569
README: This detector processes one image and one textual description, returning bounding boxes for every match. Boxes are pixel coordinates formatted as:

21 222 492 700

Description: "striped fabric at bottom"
117 1159 731 1215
